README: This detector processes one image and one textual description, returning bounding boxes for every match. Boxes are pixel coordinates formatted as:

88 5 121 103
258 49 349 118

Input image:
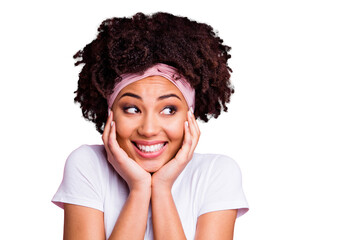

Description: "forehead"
120 76 184 99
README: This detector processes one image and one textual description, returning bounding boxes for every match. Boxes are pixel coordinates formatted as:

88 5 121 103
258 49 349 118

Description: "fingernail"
111 121 114 127
190 107 194 114
185 121 189 127
108 108 111 116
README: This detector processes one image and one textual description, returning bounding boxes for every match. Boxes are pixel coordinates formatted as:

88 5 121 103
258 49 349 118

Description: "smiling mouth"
132 142 167 153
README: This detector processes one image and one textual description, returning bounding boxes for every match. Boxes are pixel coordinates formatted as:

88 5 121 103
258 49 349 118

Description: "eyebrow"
119 92 142 100
158 94 181 101
119 92 182 101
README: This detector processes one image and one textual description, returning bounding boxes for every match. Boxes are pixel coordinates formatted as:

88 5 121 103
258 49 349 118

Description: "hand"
102 111 151 192
152 109 200 191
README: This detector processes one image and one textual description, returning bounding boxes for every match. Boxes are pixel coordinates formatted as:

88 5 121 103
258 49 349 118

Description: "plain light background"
1 0 359 239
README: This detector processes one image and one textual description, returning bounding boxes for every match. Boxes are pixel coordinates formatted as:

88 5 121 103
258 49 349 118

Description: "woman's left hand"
151 109 200 191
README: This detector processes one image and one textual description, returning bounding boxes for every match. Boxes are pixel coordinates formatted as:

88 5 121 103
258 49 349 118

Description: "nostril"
137 124 159 137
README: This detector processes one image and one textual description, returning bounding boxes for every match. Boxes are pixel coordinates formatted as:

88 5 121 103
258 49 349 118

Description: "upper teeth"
137 143 165 153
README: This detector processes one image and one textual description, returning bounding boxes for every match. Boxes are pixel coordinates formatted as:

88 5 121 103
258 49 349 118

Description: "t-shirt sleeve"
198 155 249 218
52 145 105 212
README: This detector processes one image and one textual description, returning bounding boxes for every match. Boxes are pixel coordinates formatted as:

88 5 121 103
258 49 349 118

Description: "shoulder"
64 144 108 172
68 144 106 159
181 153 243 183
189 153 242 173
53 145 109 211
190 153 249 217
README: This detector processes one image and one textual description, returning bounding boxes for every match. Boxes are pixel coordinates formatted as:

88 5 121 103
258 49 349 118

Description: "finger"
108 119 118 153
174 121 192 164
189 109 200 136
187 110 196 137
102 110 113 146
108 120 129 161
187 111 200 154
102 111 114 157
189 107 199 133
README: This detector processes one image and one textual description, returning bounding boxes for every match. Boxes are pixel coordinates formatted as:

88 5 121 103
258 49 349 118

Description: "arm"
63 188 150 240
63 184 238 240
108 188 151 239
151 110 200 239
105 111 152 239
151 110 244 239
103 111 151 240
64 204 105 240
63 111 151 239
151 185 186 239
194 210 237 240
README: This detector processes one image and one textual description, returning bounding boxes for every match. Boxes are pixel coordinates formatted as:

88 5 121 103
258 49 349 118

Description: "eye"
123 106 140 114
160 106 177 115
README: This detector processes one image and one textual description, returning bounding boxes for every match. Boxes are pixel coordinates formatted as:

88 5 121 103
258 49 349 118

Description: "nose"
137 113 160 137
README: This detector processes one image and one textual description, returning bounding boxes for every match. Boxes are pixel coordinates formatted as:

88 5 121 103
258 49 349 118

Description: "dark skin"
74 12 234 134
64 77 237 239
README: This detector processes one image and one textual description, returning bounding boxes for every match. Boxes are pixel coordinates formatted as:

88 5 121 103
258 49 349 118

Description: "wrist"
129 177 152 195
151 180 172 196
129 185 152 199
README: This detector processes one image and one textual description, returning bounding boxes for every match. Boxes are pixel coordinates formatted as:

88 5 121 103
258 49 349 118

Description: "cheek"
163 117 185 142
114 117 134 140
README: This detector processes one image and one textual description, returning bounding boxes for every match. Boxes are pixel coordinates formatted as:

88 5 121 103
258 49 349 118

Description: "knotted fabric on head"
107 63 195 110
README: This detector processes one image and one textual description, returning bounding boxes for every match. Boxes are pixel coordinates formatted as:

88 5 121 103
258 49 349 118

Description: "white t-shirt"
52 145 249 239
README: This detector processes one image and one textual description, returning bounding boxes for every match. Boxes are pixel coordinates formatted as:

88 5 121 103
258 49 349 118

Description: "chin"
138 160 165 173
143 166 162 174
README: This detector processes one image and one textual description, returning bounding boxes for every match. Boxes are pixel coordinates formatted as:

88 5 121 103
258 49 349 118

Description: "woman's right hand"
102 110 151 192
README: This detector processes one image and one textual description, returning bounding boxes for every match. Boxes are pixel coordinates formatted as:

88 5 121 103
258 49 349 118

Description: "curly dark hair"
74 12 234 134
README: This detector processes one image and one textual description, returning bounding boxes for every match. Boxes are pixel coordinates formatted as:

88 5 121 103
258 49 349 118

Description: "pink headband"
107 63 195 110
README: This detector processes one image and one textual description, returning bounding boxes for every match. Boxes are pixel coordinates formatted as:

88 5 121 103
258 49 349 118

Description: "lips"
132 140 168 159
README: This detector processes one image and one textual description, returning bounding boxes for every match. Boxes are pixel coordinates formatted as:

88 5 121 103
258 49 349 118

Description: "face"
112 76 188 173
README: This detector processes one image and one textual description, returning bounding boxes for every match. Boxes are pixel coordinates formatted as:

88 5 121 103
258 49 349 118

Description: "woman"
52 12 249 239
